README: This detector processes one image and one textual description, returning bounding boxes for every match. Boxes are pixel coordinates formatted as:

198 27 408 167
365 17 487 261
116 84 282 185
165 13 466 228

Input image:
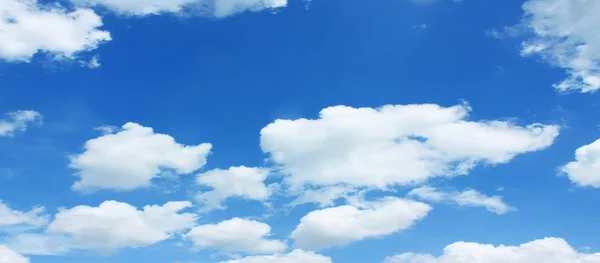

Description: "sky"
1 0 600 262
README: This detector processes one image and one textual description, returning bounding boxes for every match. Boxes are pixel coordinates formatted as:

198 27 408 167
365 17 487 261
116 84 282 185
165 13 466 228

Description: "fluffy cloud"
0 0 110 62
517 0 600 93
408 187 515 214
69 0 286 17
45 201 197 252
195 166 272 212
219 249 332 263
290 197 431 251
561 138 600 188
0 245 29 263
383 237 600 263
0 201 48 228
260 103 559 190
0 111 42 137
183 217 286 254
69 122 212 191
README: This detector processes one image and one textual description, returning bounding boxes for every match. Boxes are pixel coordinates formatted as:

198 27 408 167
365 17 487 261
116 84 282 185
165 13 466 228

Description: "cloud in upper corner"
408 186 516 214
383 237 600 263
68 0 287 17
0 0 111 63
69 122 212 191
560 138 600 188
506 0 600 93
0 111 42 137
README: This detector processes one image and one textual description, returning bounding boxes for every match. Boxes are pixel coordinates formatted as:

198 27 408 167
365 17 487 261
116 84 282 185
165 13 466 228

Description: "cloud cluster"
384 237 600 263
69 122 212 191
0 0 110 62
518 0 600 93
261 103 559 191
0 111 42 137
408 187 515 214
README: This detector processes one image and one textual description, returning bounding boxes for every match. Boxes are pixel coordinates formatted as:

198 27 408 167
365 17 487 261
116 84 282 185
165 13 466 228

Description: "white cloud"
69 122 212 191
260 103 559 191
384 237 600 263
289 185 356 208
517 0 600 93
219 249 332 263
0 201 48 228
213 0 287 18
0 245 29 263
561 138 600 188
69 0 200 15
5 233 74 256
195 166 272 212
290 197 431 251
0 111 42 137
45 201 197 252
69 0 286 17
0 0 110 62
408 187 515 214
183 217 286 254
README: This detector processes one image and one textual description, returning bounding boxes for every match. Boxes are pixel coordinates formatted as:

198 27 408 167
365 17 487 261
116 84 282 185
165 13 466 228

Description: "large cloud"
0 245 29 263
408 187 515 214
261 103 559 191
219 249 332 263
0 0 110 62
561 138 600 188
290 197 431 251
69 0 287 17
0 111 42 137
384 237 600 263
516 0 600 93
195 166 272 212
44 201 197 252
0 201 48 228
69 122 212 191
183 217 286 254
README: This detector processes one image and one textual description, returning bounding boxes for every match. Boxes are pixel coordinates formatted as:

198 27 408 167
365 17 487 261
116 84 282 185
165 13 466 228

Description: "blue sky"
1 0 600 262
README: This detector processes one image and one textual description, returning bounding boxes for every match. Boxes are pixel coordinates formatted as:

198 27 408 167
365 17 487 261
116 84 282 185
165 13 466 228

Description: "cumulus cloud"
0 245 29 263
219 249 333 263
383 237 600 263
183 217 286 254
408 187 515 214
69 0 287 17
260 103 559 191
289 185 357 208
195 166 272 212
0 111 42 137
561 138 600 188
44 201 197 252
290 197 431 251
69 122 212 191
0 201 48 229
515 0 600 93
0 0 110 62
